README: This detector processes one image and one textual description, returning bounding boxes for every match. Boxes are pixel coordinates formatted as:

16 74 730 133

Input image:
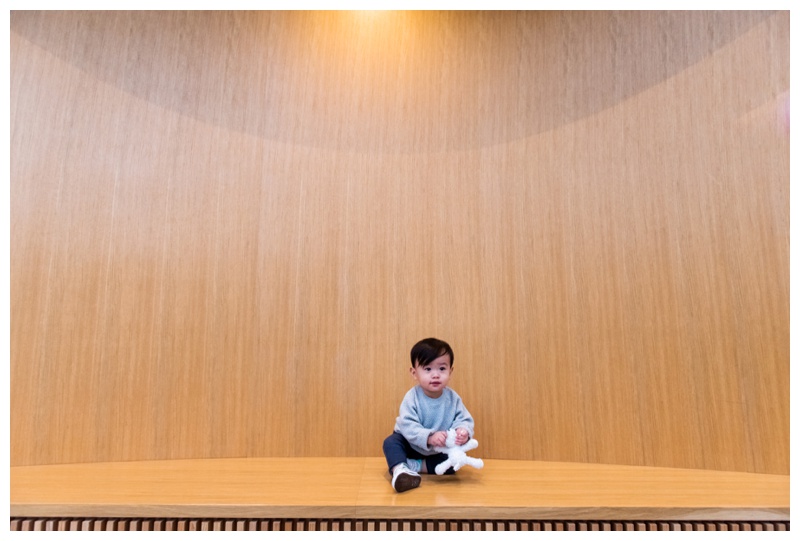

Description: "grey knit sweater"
393 385 475 455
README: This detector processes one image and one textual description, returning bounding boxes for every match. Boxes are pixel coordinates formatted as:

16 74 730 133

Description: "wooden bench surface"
10 457 789 521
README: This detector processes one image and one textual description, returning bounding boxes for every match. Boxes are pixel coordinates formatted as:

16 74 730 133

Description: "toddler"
382 337 475 492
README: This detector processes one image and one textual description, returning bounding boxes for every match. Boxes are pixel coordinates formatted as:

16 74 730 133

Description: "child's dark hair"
410 337 454 368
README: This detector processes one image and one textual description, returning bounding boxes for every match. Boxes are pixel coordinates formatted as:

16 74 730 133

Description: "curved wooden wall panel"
10 11 789 473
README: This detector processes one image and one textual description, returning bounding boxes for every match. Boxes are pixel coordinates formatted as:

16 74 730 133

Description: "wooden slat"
12 519 788 531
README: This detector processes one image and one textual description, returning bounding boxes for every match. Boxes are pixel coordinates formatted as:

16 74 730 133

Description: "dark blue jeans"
383 432 455 475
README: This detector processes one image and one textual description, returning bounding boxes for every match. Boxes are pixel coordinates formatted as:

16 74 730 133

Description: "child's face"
410 354 452 398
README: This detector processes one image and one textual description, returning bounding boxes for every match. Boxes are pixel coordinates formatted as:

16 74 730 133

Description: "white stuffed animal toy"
432 429 485 475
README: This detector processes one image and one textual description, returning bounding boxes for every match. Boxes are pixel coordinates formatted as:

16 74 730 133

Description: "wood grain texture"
10 11 789 473
10 458 789 521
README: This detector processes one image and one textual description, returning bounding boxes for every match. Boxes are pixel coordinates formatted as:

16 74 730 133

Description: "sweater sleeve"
450 393 475 438
395 391 433 451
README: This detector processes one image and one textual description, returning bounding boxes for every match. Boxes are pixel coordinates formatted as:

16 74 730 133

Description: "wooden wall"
10 11 789 474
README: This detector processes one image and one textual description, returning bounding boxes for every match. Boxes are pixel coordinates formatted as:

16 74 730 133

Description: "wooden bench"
10 457 789 531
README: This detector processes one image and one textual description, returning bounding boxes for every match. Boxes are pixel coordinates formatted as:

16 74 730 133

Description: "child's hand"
455 428 469 445
427 431 448 448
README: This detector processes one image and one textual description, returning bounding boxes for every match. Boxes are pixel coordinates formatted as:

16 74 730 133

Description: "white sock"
406 459 423 473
